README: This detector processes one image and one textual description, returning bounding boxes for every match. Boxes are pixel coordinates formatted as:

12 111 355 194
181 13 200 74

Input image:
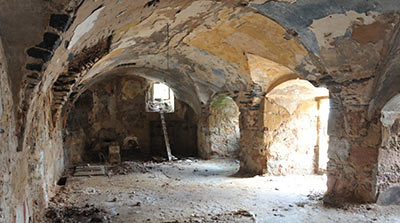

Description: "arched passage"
63 75 199 165
208 95 240 158
264 79 329 175
6 0 400 221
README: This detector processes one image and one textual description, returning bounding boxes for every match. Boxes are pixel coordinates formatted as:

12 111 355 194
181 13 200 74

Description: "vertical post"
160 111 172 161
314 98 321 174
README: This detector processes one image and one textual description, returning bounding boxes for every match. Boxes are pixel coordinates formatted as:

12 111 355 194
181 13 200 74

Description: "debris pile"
107 162 150 175
42 204 111 223
162 210 257 223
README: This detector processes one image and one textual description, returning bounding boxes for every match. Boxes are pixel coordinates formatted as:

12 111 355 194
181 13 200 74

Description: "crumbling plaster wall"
40 0 307 176
253 0 400 204
0 37 64 222
264 98 319 176
4 2 400 219
377 94 400 193
241 79 327 176
65 76 198 164
208 95 240 159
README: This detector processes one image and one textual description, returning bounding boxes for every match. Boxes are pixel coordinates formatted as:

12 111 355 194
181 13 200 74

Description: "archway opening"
264 79 329 176
63 76 198 165
208 95 240 159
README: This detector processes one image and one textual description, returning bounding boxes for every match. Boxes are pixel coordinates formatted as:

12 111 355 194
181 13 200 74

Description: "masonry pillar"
324 95 381 205
238 84 266 175
197 107 212 159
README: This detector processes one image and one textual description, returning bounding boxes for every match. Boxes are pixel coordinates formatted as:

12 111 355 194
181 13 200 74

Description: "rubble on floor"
42 204 111 223
162 209 256 223
107 162 151 176
45 159 400 223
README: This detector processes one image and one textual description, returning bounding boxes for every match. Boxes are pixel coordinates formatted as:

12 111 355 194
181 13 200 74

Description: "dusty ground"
44 159 400 223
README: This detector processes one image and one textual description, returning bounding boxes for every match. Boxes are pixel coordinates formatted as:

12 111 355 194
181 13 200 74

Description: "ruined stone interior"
1 0 400 222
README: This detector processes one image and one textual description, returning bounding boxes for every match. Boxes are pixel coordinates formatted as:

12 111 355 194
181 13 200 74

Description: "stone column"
238 84 266 175
197 107 212 159
324 95 381 205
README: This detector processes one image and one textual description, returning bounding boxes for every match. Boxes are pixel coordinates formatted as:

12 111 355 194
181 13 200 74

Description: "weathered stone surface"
263 81 328 175
4 0 400 219
64 76 198 164
377 96 400 195
208 95 240 158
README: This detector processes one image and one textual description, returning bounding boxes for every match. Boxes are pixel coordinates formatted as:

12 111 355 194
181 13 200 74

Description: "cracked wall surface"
378 94 400 195
208 95 240 159
264 98 318 175
2 0 400 220
65 76 198 164
263 80 328 176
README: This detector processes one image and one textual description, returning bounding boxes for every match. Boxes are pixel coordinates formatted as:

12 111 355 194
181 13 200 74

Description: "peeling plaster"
115 37 136 50
247 53 296 92
69 6 104 49
186 12 307 73
252 0 400 53
4 0 400 212
267 79 328 114
173 1 214 27
310 11 378 49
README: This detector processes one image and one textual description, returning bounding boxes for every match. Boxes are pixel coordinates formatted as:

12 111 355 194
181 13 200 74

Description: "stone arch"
204 94 241 159
63 74 199 164
264 79 329 175
40 2 314 174
6 1 400 221
249 1 400 205
59 66 203 127
238 54 306 175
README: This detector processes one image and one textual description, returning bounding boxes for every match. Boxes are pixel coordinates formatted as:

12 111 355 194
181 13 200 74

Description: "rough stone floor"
43 159 400 223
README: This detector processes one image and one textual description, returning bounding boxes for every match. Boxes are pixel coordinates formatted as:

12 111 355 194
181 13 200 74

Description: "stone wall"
264 98 319 175
3 1 400 217
377 94 400 194
64 76 198 164
208 96 240 158
324 96 382 205
378 118 400 192
0 37 65 222
0 38 19 223
238 85 267 175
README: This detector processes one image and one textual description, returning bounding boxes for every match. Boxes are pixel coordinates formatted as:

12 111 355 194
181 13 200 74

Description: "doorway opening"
209 95 240 158
264 79 329 175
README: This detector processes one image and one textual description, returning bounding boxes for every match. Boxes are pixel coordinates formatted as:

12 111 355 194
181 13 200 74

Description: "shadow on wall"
63 76 198 165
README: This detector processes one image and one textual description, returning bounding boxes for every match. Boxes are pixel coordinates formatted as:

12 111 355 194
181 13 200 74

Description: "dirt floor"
43 159 400 223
